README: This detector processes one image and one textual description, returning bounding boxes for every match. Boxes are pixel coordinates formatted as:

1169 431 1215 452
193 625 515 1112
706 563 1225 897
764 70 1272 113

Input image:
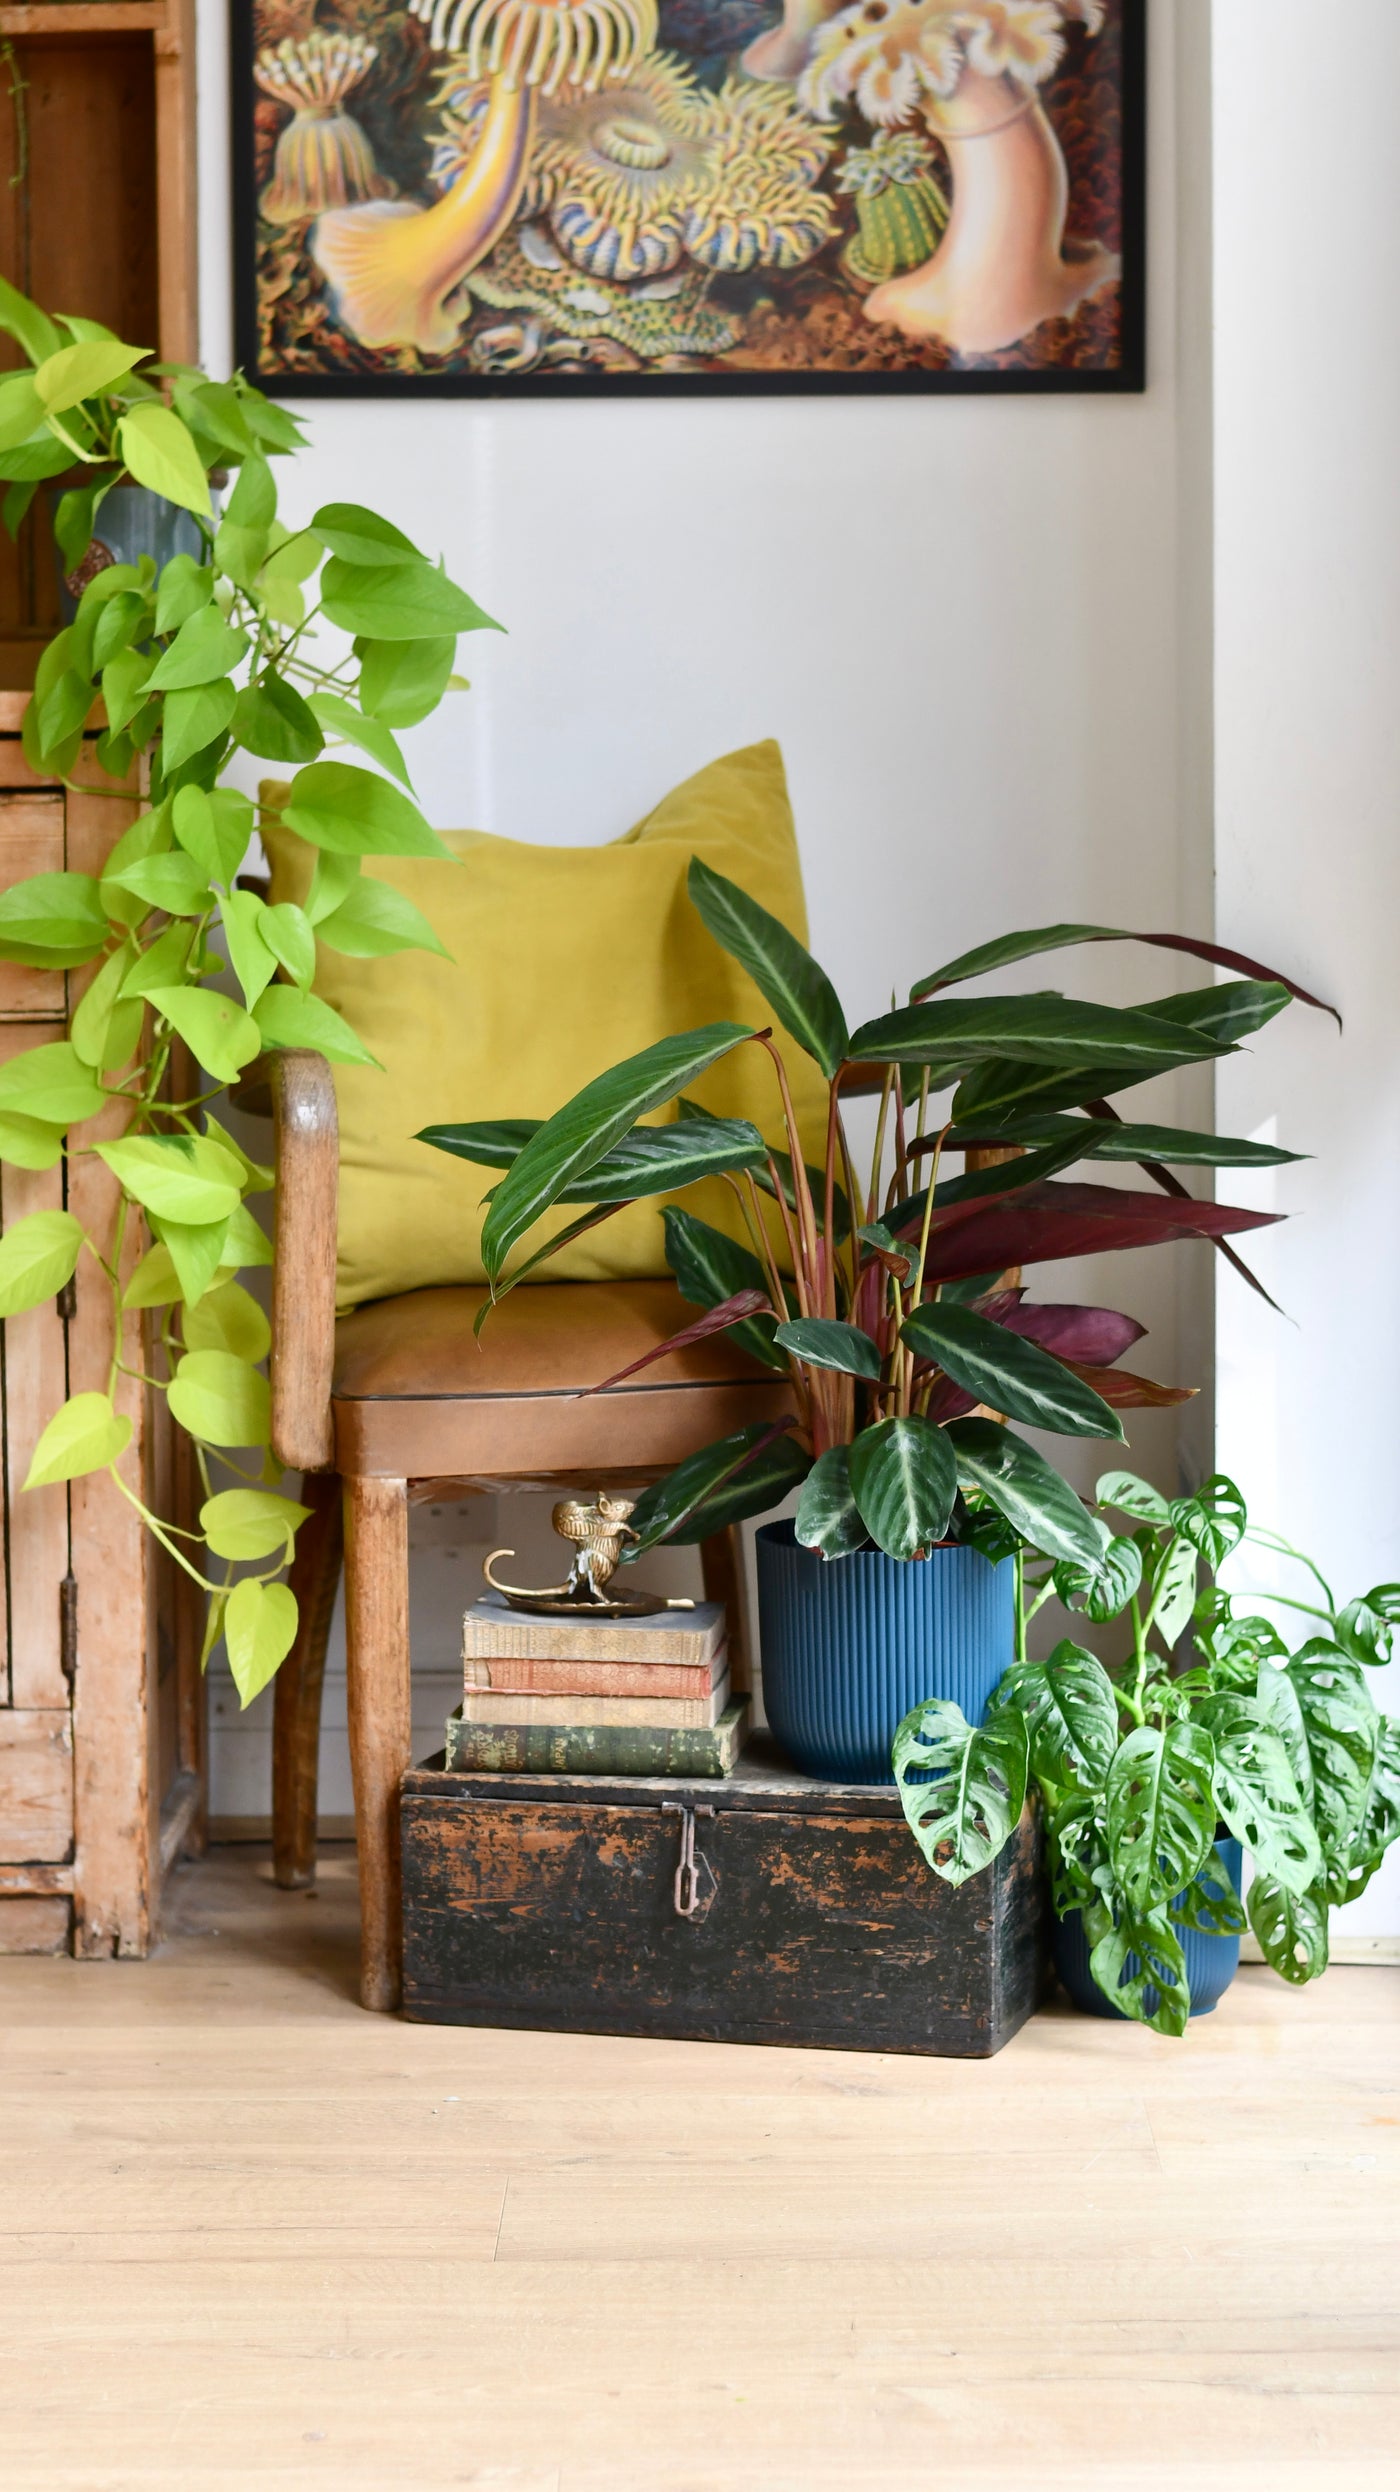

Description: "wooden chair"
265 1051 794 2011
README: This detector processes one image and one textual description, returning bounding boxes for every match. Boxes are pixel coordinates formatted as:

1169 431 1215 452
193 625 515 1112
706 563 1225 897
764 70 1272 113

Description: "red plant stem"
762 1151 807 1315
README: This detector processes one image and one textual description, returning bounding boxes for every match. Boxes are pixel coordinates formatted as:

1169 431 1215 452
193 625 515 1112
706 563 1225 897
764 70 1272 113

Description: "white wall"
1213 0 1400 1941
198 5 1222 1823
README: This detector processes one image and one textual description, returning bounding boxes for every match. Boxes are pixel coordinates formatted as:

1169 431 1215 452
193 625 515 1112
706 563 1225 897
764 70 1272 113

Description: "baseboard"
208 1815 355 1843
1240 1932 1400 1966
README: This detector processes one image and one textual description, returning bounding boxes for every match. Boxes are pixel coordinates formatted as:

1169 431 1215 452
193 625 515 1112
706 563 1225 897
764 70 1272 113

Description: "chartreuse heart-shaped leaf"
253 985 379 1067
320 557 498 640
0 1041 104 1126
182 1280 271 1363
224 1577 299 1707
1246 1874 1329 1983
1198 1693 1321 1895
356 633 456 727
774 1318 882 1382
993 1642 1119 1793
949 1418 1109 1573
1105 1720 1216 1914
119 403 211 516
686 855 848 1077
0 871 109 967
661 1207 783 1371
280 761 452 860
901 1302 1123 1440
480 1024 753 1285
200 1487 309 1563
848 1416 957 1560
624 1421 804 1557
147 1214 231 1310
145 985 262 1084
0 1209 85 1316
95 1133 244 1225
24 1390 132 1488
794 1445 870 1559
893 1699 1028 1887
167 1349 270 1448
314 874 449 961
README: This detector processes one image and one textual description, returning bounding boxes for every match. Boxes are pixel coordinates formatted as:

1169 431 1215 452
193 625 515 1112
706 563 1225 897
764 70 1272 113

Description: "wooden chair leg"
272 1470 344 1891
701 1523 751 1697
344 1473 410 2013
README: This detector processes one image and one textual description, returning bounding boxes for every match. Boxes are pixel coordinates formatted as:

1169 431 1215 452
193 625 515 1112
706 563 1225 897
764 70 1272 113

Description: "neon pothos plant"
894 1471 1400 2034
422 857 1333 1572
0 279 497 1704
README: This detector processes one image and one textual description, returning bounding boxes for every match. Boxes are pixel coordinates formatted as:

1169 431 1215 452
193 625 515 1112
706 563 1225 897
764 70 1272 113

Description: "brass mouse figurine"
483 1491 696 1618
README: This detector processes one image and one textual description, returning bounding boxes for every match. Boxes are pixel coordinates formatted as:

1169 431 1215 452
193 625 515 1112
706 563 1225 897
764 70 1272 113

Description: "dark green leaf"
662 1205 784 1370
848 994 1236 1075
950 1112 1306 1170
848 1415 957 1560
686 855 847 1077
1089 1902 1191 2034
1096 1469 1170 1523
893 1699 1028 1887
993 1642 1119 1792
1175 1844 1247 1938
1169 1474 1247 1569
902 1302 1124 1441
1140 981 1291 1046
652 1432 810 1544
1199 1692 1321 1894
623 1420 799 1556
793 1444 870 1558
426 1114 767 1205
949 1418 1110 1572
910 921 1339 1026
1105 1720 1216 1914
773 1317 882 1381
1331 1594 1395 1669
1247 1874 1329 1983
1261 1647 1379 1867
1054 1534 1142 1621
480 1024 753 1284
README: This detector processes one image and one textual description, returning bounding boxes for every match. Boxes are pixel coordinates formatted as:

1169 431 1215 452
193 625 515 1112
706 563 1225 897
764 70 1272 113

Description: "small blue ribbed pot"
53 484 206 616
755 1521 1016 1784
1053 1837 1244 2019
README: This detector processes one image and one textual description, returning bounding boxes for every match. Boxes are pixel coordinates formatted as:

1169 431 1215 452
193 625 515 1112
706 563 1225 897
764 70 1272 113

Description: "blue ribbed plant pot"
52 484 205 617
754 1521 1016 1784
1053 1837 1244 2020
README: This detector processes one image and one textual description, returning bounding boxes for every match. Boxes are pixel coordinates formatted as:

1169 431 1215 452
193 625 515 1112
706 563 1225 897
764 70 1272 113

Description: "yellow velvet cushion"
261 740 829 1313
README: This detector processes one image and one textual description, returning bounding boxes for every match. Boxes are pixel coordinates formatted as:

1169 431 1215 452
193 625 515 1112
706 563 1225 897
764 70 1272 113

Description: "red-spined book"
463 1647 727 1701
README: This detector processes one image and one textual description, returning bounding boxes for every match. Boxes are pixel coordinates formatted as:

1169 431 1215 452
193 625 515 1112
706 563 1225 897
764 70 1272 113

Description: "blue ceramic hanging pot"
52 483 206 617
754 1520 1016 1784
1052 1836 1245 2019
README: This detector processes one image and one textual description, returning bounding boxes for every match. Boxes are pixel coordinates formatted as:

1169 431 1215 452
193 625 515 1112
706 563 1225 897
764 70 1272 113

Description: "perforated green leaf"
1105 1719 1216 1914
893 1699 1028 1887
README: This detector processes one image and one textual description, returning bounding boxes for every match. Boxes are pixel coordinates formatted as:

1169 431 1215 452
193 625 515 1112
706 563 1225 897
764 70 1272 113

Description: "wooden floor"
0 1848 1396 2491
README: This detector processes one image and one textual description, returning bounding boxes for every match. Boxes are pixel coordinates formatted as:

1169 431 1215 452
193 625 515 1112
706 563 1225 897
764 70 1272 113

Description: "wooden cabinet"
0 696 202 1953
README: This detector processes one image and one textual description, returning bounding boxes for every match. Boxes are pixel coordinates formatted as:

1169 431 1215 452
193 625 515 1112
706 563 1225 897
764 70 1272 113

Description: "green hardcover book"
443 1698 749 1779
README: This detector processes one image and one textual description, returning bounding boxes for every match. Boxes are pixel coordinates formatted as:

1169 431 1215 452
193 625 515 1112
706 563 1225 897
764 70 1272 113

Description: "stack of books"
444 1594 747 1776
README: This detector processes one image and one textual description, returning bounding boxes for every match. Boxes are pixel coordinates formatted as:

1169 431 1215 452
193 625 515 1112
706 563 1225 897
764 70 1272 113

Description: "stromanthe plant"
894 1471 1400 2033
0 276 497 1703
423 855 1334 1575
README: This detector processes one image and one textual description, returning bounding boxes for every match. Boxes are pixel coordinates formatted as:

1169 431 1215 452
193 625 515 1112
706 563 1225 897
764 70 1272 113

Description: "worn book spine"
444 1700 749 1778
463 1649 727 1700
459 1671 731 1730
460 1602 725 1667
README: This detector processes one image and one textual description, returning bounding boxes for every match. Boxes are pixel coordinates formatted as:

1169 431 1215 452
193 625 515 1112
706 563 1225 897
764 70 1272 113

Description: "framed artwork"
233 0 1145 395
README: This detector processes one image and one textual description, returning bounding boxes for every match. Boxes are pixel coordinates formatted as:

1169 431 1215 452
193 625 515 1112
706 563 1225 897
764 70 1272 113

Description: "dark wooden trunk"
401 1738 1050 2058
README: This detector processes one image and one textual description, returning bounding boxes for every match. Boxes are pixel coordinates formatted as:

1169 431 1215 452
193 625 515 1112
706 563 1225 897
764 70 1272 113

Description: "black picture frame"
232 0 1146 399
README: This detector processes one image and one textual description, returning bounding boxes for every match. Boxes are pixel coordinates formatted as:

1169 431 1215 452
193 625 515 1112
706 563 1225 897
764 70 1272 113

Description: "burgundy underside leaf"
579 1287 772 1396
1059 1359 1197 1410
998 1300 1148 1365
898 1180 1280 1287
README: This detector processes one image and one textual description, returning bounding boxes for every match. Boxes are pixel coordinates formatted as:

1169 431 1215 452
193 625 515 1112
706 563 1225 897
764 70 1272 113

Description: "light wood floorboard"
0 1843 1396 2489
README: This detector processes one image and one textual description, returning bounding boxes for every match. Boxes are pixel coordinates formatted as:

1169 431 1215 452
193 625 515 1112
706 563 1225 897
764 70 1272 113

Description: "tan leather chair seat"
331 1279 793 1479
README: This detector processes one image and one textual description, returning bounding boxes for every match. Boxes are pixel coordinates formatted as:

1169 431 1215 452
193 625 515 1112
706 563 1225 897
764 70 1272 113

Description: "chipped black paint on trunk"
402 1740 1049 2057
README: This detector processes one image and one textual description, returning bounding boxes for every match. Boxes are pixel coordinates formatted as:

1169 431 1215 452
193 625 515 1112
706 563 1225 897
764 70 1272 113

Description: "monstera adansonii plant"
420 860 1335 1578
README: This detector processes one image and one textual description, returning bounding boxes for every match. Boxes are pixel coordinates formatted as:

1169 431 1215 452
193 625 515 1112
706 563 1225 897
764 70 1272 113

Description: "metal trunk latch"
662 1803 718 1922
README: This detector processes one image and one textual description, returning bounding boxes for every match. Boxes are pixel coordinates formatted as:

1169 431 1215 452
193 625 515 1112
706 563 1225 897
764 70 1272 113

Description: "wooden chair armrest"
270 1050 338 1473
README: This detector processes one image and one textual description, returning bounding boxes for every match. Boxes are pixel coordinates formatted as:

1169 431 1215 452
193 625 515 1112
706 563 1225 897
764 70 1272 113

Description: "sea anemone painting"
238 0 1142 385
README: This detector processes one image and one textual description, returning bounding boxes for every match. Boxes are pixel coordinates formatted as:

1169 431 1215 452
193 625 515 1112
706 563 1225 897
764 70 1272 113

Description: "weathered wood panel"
0 1071 70 1712
403 1760 1048 2058
0 1709 72 1858
0 793 65 1015
0 1892 69 1950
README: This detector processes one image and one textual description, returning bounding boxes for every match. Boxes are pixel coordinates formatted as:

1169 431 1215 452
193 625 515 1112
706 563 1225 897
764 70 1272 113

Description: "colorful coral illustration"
240 0 1141 385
